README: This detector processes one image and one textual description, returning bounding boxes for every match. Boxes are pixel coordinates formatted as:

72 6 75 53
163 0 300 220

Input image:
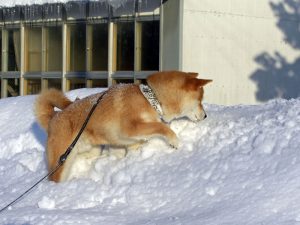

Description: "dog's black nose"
204 114 207 119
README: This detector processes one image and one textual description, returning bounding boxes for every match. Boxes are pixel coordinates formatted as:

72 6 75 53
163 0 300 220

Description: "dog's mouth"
191 110 207 122
164 109 208 123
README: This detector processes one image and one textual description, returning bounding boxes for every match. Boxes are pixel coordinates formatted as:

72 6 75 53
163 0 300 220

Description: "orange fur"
35 71 212 182
35 88 72 131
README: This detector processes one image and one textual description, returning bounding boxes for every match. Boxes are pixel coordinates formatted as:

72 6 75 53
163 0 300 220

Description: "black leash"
0 91 107 214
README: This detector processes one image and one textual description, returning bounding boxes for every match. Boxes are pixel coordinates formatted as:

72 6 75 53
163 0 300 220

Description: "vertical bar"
41 78 48 90
66 79 70 91
23 78 28 96
134 21 142 83
86 24 93 72
159 4 163 71
107 22 114 86
178 0 184 71
2 29 8 72
1 29 8 98
42 26 47 73
1 79 8 98
62 23 68 92
86 79 93 88
20 23 25 95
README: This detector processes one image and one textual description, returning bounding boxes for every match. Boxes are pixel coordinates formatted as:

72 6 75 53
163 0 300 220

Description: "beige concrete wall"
181 0 300 105
161 0 183 70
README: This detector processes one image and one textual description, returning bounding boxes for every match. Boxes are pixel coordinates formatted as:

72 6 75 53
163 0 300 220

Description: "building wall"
0 1 161 98
161 0 183 70
181 0 300 105
2 1 300 105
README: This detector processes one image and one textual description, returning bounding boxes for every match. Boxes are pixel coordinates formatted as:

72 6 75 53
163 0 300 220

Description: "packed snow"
0 88 300 225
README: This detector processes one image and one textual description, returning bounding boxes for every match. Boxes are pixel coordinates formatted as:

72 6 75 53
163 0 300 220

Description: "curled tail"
35 89 72 131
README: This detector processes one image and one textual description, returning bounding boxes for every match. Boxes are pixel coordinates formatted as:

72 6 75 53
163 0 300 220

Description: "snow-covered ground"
0 88 300 225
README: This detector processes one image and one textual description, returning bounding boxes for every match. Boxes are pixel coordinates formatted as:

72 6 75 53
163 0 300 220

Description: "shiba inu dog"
35 71 212 182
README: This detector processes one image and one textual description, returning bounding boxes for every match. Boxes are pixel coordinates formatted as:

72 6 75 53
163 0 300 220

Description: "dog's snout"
204 113 207 119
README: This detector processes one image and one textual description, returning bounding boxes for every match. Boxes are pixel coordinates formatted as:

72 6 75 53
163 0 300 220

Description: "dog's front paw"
169 136 179 149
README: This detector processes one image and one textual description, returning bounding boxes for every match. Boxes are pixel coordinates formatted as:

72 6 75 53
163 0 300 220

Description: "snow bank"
0 88 300 225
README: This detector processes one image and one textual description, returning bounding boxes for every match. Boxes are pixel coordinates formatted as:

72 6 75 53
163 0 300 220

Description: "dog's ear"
185 78 212 91
187 72 198 78
196 78 213 87
186 72 212 86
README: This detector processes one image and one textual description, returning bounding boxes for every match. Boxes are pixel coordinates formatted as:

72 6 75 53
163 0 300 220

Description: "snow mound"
0 89 300 225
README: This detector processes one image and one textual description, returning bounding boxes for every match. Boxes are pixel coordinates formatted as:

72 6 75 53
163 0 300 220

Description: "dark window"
91 79 108 87
141 21 159 70
114 79 134 84
68 78 86 90
25 27 42 72
7 79 20 97
8 29 21 71
46 26 62 71
27 79 41 94
116 22 134 71
48 78 62 90
0 30 2 71
92 24 108 71
68 24 86 72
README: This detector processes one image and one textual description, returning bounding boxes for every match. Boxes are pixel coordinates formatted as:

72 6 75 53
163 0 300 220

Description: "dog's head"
147 71 212 122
